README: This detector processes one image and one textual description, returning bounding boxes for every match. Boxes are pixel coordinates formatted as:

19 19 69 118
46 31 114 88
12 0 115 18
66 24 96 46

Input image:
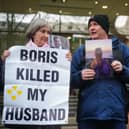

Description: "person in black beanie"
71 14 129 129
88 14 110 39
88 14 110 34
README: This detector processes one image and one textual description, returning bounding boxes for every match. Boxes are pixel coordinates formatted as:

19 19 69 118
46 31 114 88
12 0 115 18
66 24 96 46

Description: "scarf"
26 39 49 48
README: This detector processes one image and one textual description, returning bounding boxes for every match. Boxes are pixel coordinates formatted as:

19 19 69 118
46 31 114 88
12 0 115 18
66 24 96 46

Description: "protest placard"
2 46 70 125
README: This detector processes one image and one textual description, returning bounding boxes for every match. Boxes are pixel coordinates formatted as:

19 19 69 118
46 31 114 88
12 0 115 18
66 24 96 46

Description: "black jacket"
0 58 4 90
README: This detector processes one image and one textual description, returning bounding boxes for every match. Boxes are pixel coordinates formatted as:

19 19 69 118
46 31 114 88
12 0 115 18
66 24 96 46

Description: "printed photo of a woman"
90 47 111 79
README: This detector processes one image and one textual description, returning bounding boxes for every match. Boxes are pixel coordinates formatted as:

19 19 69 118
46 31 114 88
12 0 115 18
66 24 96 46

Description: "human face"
88 21 108 40
54 37 61 48
95 50 102 60
33 26 51 47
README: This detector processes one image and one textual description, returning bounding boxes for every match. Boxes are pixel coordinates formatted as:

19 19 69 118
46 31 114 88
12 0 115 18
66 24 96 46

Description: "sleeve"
119 44 129 83
0 58 4 89
70 46 86 89
0 58 3 79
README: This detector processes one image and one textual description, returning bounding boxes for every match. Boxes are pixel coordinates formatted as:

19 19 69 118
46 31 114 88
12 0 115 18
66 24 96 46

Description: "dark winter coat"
70 36 129 123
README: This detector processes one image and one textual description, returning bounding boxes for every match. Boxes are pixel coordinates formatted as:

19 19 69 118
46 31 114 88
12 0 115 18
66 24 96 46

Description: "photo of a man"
49 35 70 49
53 36 62 49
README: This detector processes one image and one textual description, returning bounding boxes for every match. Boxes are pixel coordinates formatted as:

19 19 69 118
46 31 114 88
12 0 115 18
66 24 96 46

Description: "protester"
71 14 129 129
1 18 71 129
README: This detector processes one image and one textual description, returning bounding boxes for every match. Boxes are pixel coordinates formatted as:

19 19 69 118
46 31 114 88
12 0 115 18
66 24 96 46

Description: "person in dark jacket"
71 14 129 129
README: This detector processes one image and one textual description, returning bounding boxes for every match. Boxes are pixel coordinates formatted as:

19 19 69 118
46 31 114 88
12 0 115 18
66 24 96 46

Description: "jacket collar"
110 35 120 48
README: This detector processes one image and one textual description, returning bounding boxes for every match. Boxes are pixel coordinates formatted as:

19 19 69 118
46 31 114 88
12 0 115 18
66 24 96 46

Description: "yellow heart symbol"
12 85 18 90
17 90 22 96
7 89 12 95
11 96 16 100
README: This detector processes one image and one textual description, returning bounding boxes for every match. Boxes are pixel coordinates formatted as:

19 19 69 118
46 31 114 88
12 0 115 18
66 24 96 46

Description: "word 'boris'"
20 49 58 63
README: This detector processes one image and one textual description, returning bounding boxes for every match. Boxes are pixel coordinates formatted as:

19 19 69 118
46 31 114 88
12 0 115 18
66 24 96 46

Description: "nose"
89 25 94 31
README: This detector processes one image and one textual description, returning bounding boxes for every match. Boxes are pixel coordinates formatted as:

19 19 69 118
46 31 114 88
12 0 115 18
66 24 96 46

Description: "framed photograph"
85 39 113 79
49 35 70 50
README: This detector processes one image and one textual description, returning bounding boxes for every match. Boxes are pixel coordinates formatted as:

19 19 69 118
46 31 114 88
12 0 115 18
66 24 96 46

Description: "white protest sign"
2 46 70 125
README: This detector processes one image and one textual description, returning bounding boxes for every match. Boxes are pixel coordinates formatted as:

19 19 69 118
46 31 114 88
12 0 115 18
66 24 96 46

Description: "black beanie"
88 14 110 34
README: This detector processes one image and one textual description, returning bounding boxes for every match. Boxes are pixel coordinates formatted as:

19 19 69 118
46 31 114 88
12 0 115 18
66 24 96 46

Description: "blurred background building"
0 0 129 129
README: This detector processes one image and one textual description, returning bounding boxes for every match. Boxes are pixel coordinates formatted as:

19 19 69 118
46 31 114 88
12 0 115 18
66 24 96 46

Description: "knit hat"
88 14 110 34
26 18 52 40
